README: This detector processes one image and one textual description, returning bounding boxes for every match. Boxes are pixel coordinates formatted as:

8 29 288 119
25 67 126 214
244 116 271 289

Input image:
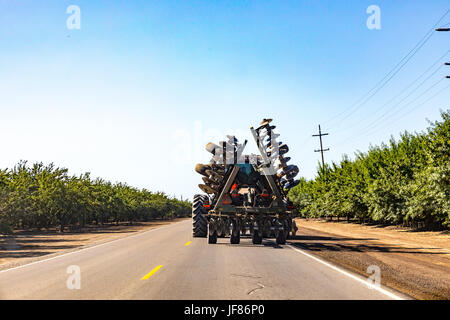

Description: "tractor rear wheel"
192 194 207 237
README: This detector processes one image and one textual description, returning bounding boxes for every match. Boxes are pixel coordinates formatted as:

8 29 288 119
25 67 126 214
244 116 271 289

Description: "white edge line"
0 219 188 274
287 244 405 300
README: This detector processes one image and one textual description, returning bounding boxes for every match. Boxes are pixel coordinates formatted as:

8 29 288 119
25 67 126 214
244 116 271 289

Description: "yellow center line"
141 265 163 280
185 241 192 246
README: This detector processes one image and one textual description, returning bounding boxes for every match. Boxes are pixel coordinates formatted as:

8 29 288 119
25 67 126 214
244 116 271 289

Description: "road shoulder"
291 219 450 300
0 218 189 272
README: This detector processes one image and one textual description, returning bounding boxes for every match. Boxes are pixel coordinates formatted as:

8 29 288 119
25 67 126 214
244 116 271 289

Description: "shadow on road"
0 249 78 259
288 235 446 255
212 238 284 249
290 235 377 241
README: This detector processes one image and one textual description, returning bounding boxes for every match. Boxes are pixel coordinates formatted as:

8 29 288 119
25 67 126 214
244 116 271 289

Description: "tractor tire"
208 230 217 244
276 230 286 245
192 194 207 237
291 220 298 238
230 219 240 244
252 231 263 244
285 220 292 240
230 233 240 244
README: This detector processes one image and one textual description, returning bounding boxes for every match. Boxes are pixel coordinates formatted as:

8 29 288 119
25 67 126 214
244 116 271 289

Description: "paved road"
0 220 403 299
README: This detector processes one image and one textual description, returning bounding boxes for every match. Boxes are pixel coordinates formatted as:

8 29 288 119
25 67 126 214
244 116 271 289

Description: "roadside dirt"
292 219 450 300
0 218 188 271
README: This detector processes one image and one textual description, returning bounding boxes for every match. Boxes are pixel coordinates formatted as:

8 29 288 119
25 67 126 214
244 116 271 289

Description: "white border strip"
287 244 405 300
0 219 188 274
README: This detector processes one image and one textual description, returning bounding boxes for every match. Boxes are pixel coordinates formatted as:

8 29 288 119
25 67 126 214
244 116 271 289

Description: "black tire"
230 220 240 244
208 230 217 244
230 234 240 244
285 219 291 239
285 220 291 240
276 230 286 245
192 194 207 237
291 220 298 238
252 231 262 244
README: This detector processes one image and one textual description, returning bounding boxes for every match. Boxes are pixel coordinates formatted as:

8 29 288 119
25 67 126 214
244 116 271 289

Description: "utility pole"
436 28 449 83
312 124 329 171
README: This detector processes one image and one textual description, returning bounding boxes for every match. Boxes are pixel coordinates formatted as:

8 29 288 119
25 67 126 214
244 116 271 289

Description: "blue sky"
1 0 449 199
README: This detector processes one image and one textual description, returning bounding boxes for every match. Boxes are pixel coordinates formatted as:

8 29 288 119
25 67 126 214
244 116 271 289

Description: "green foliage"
0 162 191 234
289 110 450 229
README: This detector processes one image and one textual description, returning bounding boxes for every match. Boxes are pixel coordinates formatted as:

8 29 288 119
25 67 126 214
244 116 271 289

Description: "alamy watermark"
366 265 381 289
66 5 81 30
367 5 381 30
66 265 81 289
170 120 280 175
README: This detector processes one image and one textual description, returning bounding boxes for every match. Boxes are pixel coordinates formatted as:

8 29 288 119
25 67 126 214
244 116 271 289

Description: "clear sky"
1 0 449 199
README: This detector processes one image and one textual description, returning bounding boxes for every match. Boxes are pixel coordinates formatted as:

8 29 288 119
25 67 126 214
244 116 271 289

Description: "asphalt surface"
0 220 404 299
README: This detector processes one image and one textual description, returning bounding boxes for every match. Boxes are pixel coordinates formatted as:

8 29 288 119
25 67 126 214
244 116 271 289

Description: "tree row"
289 110 449 229
0 162 190 234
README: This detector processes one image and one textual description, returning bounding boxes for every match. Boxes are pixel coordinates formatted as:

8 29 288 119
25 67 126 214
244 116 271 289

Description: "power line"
337 78 448 145
333 50 449 135
381 83 450 130
353 63 446 134
360 82 450 141
334 33 435 126
367 76 445 131
323 9 450 128
361 77 445 139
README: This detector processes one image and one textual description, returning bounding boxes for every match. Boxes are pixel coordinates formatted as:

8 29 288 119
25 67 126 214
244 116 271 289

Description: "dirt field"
292 219 450 300
0 218 188 271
